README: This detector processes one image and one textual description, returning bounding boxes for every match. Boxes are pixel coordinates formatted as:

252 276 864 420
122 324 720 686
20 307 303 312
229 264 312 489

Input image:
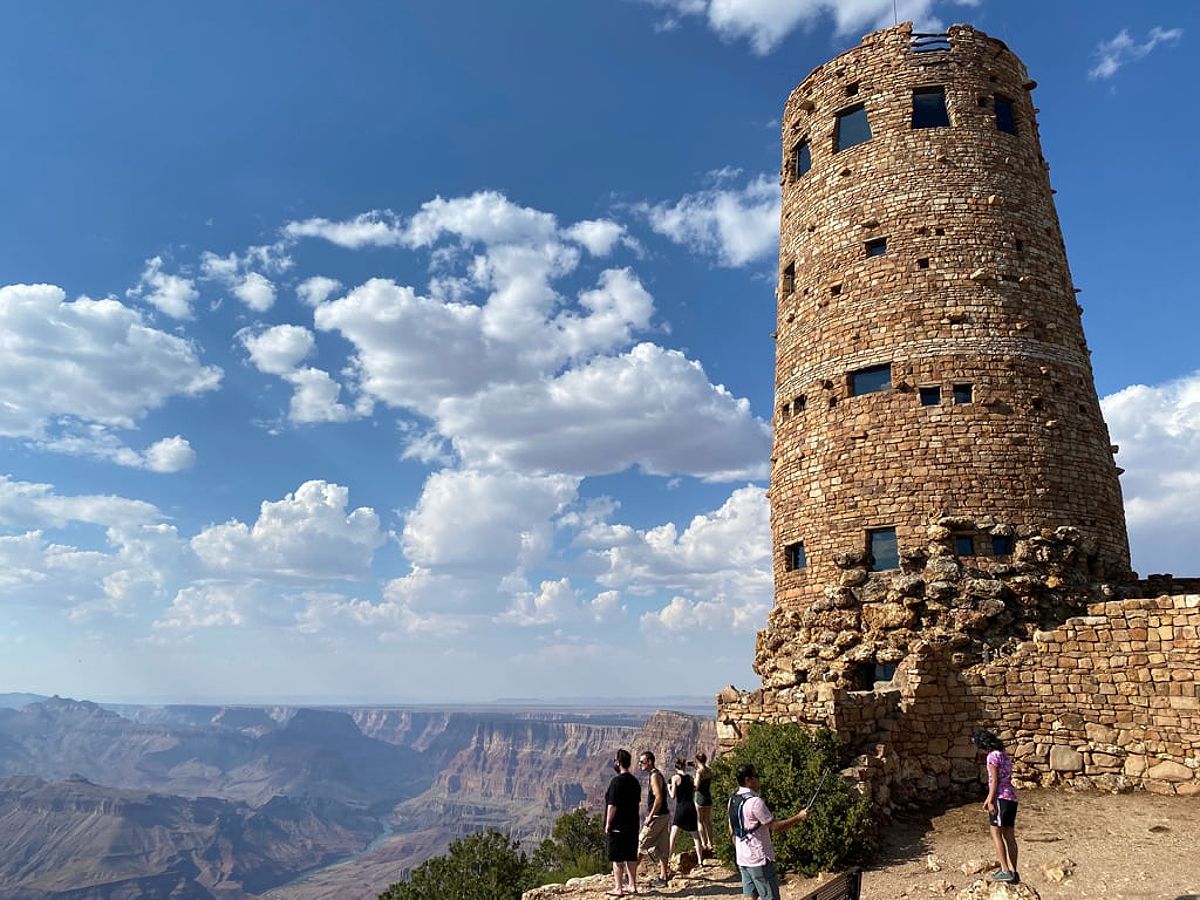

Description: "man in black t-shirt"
604 748 641 896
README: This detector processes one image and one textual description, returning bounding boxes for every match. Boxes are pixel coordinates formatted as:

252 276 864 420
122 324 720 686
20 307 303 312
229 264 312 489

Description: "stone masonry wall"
770 22 1130 614
719 591 1200 807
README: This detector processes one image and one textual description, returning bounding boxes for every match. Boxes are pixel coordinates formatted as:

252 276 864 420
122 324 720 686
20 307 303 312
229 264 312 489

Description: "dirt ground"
524 789 1200 900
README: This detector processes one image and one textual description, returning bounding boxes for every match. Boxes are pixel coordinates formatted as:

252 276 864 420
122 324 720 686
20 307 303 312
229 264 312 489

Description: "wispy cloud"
1089 26 1183 80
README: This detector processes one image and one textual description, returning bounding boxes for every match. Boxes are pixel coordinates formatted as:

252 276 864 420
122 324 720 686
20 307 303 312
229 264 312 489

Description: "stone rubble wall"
719 588 1200 808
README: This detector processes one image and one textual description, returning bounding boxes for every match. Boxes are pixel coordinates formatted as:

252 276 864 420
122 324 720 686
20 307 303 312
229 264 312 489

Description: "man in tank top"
637 750 672 885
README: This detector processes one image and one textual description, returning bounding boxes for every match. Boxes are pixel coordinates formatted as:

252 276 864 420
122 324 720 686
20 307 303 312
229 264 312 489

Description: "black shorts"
607 828 638 863
988 798 1017 828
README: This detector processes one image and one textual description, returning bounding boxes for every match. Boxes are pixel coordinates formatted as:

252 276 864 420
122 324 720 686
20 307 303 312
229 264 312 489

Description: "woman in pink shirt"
972 730 1019 884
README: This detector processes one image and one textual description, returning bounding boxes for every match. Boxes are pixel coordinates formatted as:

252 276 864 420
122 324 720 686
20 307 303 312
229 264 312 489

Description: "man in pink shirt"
730 763 808 900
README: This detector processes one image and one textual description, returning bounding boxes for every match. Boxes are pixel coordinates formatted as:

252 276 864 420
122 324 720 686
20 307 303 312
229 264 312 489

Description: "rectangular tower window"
995 96 1017 134
912 87 951 128
868 528 898 571
919 385 941 406
992 535 1014 555
793 394 807 412
865 237 887 257
781 261 795 295
784 541 807 571
953 383 973 404
793 139 811 178
835 104 872 152
851 364 891 396
779 401 791 421
954 534 976 556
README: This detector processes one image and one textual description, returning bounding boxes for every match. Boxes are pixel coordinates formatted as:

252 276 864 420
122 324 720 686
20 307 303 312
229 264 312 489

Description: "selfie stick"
803 769 832 812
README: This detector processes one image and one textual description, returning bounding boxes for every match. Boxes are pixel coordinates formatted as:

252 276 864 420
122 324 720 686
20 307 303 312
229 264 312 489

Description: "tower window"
912 87 950 128
867 527 898 571
992 535 1014 555
995 96 1017 134
793 394 807 412
784 541 807 571
830 283 842 296
850 364 891 396
865 237 887 257
919 385 941 406
779 401 791 421
781 262 795 295
835 104 872 152
845 81 859 97
793 139 811 178
954 534 976 556
953 383 973 404
918 257 930 269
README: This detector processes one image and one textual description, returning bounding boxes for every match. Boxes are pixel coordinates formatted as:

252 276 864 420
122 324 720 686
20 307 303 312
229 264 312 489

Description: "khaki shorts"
638 814 670 862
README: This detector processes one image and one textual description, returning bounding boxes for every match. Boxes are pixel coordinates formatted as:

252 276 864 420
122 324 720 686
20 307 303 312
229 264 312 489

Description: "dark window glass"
851 364 891 396
919 386 941 406
794 394 807 412
865 237 887 257
992 535 1014 555
954 534 976 556
912 87 950 128
781 262 795 295
868 528 898 571
793 140 811 178
953 383 973 404
995 96 1017 134
835 104 871 152
874 662 898 683
785 541 807 571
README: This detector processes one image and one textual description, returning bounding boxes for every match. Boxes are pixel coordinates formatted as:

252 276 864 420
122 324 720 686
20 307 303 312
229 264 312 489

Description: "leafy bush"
709 723 875 877
378 830 535 900
530 807 608 883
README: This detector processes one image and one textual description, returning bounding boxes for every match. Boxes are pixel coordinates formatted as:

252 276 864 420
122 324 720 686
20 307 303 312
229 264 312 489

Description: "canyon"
0 694 715 899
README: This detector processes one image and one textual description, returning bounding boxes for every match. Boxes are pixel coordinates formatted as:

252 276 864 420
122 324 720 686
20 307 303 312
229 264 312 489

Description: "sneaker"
1010 872 1021 885
991 870 1013 882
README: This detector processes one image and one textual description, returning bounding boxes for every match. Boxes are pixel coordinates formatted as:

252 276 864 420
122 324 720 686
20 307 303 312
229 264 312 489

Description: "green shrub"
709 723 875 877
530 806 608 883
378 830 535 900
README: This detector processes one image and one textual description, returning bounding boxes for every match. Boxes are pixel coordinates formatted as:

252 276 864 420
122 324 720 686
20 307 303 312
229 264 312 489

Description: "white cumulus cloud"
191 480 387 580
642 0 959 55
127 256 198 319
1102 372 1200 574
0 284 221 440
642 173 779 266
1089 26 1183 80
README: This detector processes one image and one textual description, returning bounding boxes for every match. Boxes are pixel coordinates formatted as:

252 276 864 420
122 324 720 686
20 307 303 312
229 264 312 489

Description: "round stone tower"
769 23 1131 619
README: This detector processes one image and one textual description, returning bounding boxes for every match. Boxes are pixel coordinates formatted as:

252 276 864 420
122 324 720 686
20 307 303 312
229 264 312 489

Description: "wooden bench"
794 867 862 900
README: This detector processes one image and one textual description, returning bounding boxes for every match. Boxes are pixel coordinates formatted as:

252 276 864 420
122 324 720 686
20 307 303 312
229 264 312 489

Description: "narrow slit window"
954 534 976 556
868 527 898 571
995 95 1017 134
781 262 795 295
784 541 807 571
953 383 973 404
991 535 1014 556
919 385 941 406
912 86 950 128
851 364 891 396
835 104 872 152
865 237 887 257
793 139 811 178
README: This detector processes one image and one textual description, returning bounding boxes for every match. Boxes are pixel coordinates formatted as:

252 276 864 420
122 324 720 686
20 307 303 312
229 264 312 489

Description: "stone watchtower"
718 25 1196 804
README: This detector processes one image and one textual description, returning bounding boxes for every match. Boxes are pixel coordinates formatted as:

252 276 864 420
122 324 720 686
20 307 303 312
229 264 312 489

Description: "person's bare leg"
628 859 638 893
698 806 713 854
990 825 1010 872
1002 827 1018 875
610 862 625 895
668 824 680 862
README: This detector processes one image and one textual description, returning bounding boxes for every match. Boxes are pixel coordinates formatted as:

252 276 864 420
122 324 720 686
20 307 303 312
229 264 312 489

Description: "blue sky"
0 0 1195 704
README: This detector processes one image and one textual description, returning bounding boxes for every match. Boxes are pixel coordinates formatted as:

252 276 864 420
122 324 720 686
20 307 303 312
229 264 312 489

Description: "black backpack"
728 790 762 840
